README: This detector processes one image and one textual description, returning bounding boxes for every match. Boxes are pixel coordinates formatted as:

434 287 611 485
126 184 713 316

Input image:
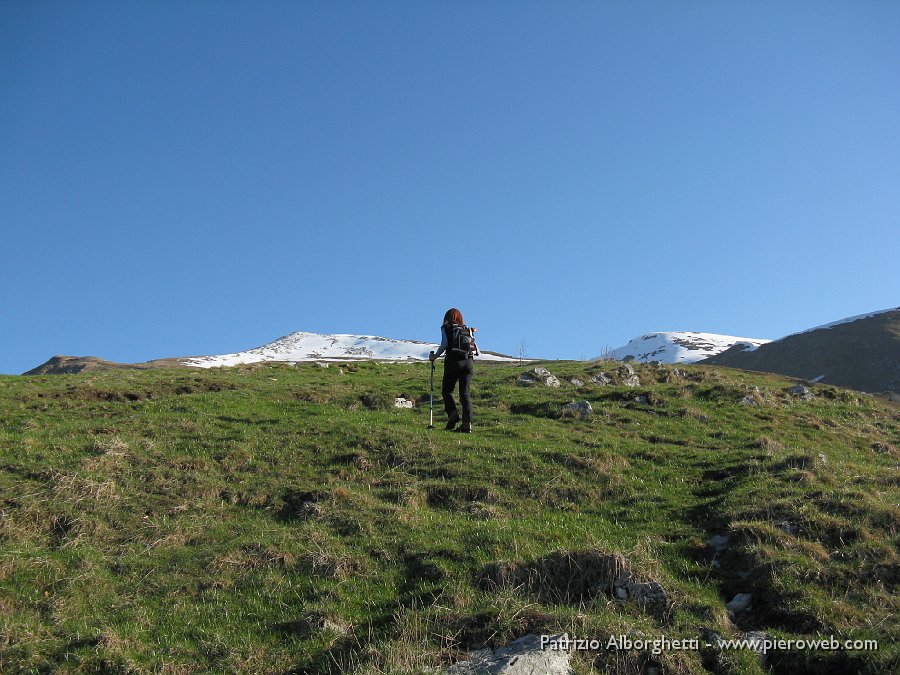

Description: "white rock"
726 593 753 613
446 633 573 675
394 397 415 409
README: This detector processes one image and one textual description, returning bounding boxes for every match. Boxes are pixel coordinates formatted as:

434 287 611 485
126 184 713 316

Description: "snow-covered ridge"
603 332 771 364
783 307 900 338
180 331 518 368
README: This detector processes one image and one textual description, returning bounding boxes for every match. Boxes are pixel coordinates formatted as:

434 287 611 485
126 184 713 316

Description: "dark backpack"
450 323 479 357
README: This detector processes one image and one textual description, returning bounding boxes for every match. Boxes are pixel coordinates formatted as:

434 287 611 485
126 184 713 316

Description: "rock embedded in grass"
562 400 593 419
787 384 813 400
726 593 753 613
612 570 669 618
446 632 573 675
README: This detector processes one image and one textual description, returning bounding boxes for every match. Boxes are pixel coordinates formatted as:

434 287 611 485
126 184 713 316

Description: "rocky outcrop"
617 364 641 387
517 368 561 388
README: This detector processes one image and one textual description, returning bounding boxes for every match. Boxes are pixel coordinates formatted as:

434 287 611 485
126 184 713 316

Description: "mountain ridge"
24 331 519 375
701 307 900 395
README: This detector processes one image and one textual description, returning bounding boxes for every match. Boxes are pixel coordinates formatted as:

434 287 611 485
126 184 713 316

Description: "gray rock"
699 627 724 647
618 364 636 376
622 375 641 387
569 378 585 387
591 372 613 385
709 534 729 551
611 571 668 617
787 384 813 400
316 362 330 368
726 593 753 613
394 397 415 409
627 581 667 614
446 633 573 675
739 395 757 406
562 400 593 419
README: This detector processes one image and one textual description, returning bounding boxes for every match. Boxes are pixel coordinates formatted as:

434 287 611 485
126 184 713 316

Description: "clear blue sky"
2 1 898 374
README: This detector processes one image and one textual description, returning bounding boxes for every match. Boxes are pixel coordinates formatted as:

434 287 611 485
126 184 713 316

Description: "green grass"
0 360 897 673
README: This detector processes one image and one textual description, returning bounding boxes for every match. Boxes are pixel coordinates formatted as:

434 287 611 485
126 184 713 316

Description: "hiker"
429 308 478 433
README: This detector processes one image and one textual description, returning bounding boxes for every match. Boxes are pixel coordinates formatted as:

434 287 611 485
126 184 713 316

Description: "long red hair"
443 308 464 326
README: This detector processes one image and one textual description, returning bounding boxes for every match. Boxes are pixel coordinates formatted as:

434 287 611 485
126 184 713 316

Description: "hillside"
702 308 900 395
605 332 770 364
23 355 190 376
1 362 897 673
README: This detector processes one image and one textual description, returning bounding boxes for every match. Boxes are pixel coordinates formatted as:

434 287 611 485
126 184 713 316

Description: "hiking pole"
428 352 436 429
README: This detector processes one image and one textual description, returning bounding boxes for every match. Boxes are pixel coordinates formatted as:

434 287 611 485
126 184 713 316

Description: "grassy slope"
0 361 897 674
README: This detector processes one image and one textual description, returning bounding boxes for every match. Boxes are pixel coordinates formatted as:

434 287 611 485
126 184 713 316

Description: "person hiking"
429 308 477 433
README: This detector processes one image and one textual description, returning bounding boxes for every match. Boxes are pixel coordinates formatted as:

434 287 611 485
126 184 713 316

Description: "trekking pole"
428 352 436 429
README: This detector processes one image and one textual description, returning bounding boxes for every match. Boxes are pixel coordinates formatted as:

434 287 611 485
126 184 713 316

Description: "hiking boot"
445 414 460 430
455 422 472 433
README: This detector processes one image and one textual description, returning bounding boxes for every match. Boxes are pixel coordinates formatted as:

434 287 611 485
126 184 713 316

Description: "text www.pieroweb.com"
540 634 878 656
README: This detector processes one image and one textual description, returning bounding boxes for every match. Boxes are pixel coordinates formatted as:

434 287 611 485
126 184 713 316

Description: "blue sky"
2 1 898 374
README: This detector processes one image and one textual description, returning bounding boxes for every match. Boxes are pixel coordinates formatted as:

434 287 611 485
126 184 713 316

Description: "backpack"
450 323 479 357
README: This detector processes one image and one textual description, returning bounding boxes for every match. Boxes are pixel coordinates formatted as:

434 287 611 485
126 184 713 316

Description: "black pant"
442 356 473 423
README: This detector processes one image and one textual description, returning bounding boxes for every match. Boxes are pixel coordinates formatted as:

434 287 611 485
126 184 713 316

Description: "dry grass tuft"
477 549 629 604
